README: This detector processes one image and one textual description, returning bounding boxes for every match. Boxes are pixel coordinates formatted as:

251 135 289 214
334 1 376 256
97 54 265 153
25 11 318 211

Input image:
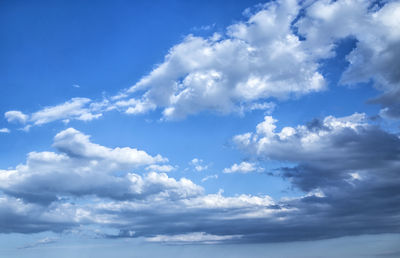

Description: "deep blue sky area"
1 0 400 257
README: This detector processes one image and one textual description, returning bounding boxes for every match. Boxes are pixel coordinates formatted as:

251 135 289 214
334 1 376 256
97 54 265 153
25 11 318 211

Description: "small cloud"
19 125 32 132
223 162 263 174
145 232 241 244
201 174 218 182
146 164 175 173
192 23 216 31
190 158 209 172
4 110 28 124
19 237 59 249
0 128 10 133
72 84 80 88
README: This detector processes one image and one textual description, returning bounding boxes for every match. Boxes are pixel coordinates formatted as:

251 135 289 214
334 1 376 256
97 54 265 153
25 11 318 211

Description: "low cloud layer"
1 116 400 242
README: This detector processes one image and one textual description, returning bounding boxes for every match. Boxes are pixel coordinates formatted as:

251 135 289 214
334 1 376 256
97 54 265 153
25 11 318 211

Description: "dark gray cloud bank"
1 0 400 244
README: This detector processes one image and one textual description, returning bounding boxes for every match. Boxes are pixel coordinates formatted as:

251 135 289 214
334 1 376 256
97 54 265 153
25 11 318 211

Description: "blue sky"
1 0 400 257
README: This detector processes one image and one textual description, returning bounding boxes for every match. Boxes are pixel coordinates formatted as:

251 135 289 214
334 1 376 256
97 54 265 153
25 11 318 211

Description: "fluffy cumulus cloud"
5 110 28 124
112 0 325 119
111 0 400 120
296 0 400 118
0 128 201 205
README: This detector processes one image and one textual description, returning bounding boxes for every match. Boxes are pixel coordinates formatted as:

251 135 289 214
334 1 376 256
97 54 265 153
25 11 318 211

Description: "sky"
1 0 400 257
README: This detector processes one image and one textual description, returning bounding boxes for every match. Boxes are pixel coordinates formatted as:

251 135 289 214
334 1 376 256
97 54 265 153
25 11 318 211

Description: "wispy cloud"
18 237 59 249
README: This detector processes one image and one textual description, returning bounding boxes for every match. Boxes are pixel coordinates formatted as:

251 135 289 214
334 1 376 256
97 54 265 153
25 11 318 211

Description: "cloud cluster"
4 0 400 127
1 117 400 242
190 158 209 172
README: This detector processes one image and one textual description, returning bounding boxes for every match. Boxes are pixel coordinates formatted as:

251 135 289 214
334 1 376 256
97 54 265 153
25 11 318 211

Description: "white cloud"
5 110 28 124
111 0 325 119
0 128 10 133
53 128 166 166
145 232 241 244
223 161 262 174
31 98 102 125
0 128 202 203
4 98 105 129
201 174 218 182
297 0 400 118
233 113 368 162
183 191 274 210
190 158 209 172
146 164 175 173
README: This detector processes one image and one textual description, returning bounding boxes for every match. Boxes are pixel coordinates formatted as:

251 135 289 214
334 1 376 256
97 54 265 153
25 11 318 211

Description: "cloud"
31 98 102 125
369 88 400 120
53 128 166 165
201 174 218 182
5 110 28 124
145 232 241 244
4 98 105 129
190 158 209 172
112 0 325 119
0 128 10 133
296 0 400 119
1 115 400 242
0 128 203 204
1 0 400 244
223 161 262 174
146 164 175 173
0 195 78 234
19 237 59 249
98 113 400 242
229 113 400 240
5 0 399 123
